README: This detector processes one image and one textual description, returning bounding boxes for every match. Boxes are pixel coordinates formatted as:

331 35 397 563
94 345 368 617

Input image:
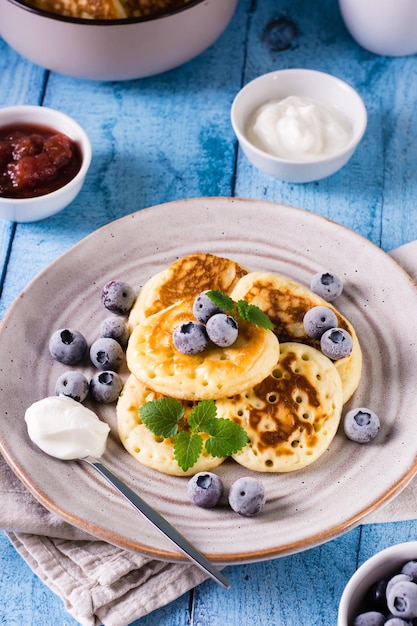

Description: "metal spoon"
81 455 231 589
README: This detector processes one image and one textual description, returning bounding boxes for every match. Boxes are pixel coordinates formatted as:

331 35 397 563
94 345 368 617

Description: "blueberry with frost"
353 612 385 626
193 291 223 323
387 580 417 619
344 407 380 443
90 370 123 403
90 337 124 370
206 313 238 347
55 371 89 403
173 321 208 355
310 271 343 301
49 328 87 365
303 306 338 339
187 472 224 508
101 280 136 315
320 327 353 359
100 316 129 348
228 477 266 516
402 561 417 582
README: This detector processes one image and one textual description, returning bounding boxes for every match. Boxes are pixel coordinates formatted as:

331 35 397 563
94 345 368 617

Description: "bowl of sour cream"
231 68 367 183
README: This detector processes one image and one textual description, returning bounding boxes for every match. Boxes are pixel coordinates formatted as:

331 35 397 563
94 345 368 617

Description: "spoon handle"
82 456 230 590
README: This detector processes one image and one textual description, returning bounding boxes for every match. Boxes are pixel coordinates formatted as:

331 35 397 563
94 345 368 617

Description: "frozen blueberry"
310 271 343 301
193 291 223 324
344 407 380 443
384 618 414 625
320 327 353 359
303 306 338 339
387 575 413 598
206 313 238 347
402 561 417 582
353 612 385 626
90 337 124 370
90 370 123 403
49 328 87 365
55 371 89 403
187 472 224 508
387 580 417 619
173 321 208 355
100 316 129 348
101 280 136 315
228 477 266 517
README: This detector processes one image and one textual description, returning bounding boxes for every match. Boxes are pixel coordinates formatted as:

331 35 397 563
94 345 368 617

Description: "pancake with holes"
117 375 225 476
128 253 248 330
126 298 280 400
230 271 362 403
215 342 344 473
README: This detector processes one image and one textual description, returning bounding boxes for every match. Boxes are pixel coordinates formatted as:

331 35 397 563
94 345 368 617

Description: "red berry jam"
0 123 82 199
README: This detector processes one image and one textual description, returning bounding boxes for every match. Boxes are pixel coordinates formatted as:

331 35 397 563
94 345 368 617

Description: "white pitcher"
338 0 417 56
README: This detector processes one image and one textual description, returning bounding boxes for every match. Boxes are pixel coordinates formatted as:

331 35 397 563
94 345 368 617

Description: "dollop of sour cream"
247 95 352 161
25 396 110 460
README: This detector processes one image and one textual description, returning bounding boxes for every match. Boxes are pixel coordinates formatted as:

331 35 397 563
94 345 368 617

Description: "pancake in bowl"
230 271 362 403
117 375 225 476
126 298 280 400
128 253 248 329
215 342 344 472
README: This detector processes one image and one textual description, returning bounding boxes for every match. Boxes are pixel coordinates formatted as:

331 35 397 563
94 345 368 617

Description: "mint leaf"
236 299 274 330
188 399 217 433
206 290 234 312
139 398 184 438
174 431 203 472
205 419 249 458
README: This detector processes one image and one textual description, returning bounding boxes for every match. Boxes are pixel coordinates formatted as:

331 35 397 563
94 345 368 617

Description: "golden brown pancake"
126 298 280 400
117 374 225 476
216 342 344 472
128 253 248 330
230 271 362 403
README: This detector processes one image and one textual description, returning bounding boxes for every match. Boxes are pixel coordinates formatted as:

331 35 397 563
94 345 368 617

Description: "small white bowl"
0 105 91 223
338 541 417 625
231 68 367 183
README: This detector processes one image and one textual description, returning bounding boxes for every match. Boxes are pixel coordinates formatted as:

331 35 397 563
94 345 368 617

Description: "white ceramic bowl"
0 0 238 81
339 0 417 57
338 541 417 625
231 68 367 183
0 105 91 223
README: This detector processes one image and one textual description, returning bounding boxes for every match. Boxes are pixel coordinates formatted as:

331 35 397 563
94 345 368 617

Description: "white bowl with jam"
231 68 367 183
0 105 91 222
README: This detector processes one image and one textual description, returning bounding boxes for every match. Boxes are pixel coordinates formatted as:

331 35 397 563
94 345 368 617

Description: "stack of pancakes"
116 253 362 475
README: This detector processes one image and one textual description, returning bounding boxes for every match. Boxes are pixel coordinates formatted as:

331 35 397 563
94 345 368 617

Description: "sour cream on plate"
25 395 110 460
247 95 352 161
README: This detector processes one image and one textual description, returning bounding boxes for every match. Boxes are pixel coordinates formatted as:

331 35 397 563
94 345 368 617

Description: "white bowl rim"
231 68 368 166
0 105 92 206
4 0 205 25
338 540 417 623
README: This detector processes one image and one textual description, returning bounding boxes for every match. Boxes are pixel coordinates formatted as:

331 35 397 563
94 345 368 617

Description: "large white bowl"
0 0 238 81
0 105 91 222
338 541 417 625
231 68 367 183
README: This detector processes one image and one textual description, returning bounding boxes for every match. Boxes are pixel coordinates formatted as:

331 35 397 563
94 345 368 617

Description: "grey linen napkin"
2 243 417 626
0 453 208 626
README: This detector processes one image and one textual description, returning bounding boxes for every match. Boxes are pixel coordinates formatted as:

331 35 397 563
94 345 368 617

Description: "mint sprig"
139 398 248 472
206 290 274 331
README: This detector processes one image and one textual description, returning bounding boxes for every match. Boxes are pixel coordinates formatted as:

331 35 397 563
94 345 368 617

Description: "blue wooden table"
2 0 417 623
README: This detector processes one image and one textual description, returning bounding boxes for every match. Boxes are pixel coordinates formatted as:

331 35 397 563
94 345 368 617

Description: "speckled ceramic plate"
1 197 417 565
